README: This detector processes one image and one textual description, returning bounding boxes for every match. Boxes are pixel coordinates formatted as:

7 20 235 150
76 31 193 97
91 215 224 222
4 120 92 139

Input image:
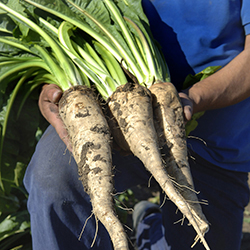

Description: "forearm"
188 34 250 114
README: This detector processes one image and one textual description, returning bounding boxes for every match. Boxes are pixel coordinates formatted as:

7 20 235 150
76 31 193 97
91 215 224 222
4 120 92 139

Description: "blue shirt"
143 0 250 172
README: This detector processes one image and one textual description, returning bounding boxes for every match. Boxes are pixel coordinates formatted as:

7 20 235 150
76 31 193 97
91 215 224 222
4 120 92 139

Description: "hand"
179 90 194 122
38 84 72 151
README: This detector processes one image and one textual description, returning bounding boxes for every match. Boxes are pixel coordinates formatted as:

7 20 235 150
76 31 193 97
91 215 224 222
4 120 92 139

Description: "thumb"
179 92 193 122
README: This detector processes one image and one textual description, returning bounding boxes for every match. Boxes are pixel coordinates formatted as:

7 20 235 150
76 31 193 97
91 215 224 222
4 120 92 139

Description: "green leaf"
185 111 205 136
66 0 145 82
22 0 154 85
183 66 221 89
0 12 16 34
0 194 20 214
0 211 30 237
0 210 31 250
243 217 250 223
0 69 46 193
93 41 127 86
183 66 221 135
23 0 123 63
0 1 79 90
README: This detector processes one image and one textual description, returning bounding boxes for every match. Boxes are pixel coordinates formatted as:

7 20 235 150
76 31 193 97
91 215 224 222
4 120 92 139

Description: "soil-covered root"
107 82 210 250
59 85 129 250
150 82 210 245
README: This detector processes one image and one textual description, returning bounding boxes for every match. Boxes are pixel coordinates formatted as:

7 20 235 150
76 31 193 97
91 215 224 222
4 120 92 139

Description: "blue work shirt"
143 0 250 172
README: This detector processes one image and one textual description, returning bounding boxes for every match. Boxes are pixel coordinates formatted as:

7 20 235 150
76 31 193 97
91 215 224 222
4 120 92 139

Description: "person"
23 0 250 249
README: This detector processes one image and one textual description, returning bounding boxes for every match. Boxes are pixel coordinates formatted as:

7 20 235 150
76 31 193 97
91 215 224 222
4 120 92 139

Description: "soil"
125 173 250 250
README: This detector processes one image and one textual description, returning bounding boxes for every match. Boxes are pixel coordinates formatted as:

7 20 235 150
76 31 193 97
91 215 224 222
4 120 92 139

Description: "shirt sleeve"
242 0 250 35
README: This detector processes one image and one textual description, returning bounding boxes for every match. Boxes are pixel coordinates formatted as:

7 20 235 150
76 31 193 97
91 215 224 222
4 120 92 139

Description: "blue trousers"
24 125 250 250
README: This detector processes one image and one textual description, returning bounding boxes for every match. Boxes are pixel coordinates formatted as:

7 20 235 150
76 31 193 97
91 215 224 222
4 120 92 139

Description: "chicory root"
59 85 129 250
108 82 210 250
150 82 210 248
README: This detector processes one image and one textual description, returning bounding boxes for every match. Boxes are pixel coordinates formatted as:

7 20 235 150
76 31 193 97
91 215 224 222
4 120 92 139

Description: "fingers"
38 84 72 151
179 91 193 122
